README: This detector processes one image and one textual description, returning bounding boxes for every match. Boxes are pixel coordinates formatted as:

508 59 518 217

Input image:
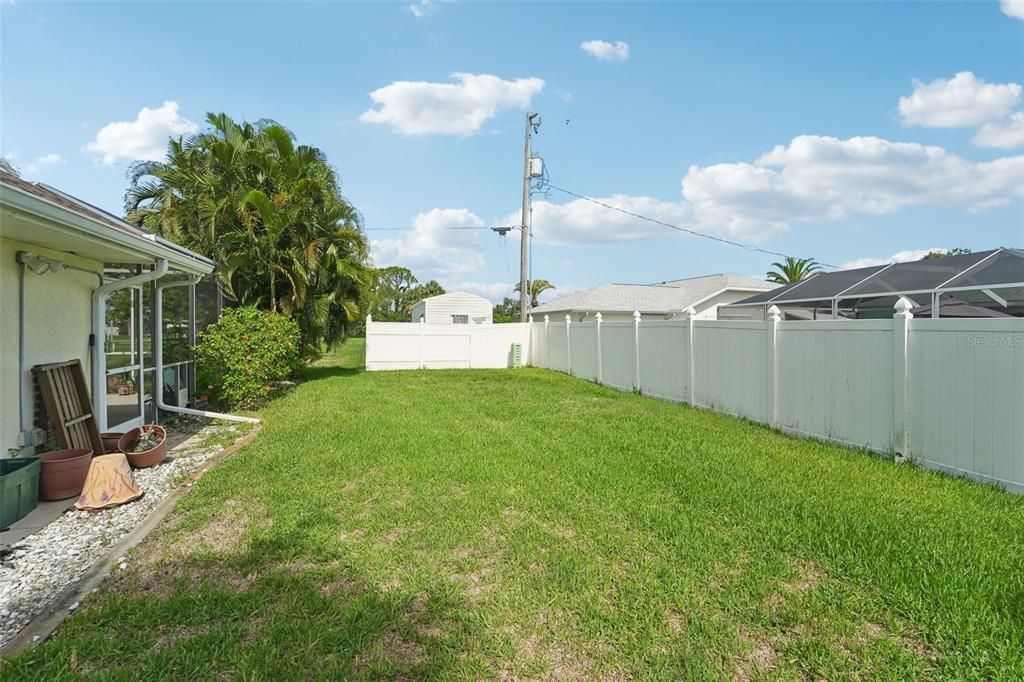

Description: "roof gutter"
1 182 214 275
154 277 260 425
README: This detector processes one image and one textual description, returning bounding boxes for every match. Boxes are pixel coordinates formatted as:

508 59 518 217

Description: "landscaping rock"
0 421 246 650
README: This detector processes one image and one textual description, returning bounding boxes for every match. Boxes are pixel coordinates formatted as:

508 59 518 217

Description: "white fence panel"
570 323 599 382
692 321 769 422
908 319 1024 491
601 321 636 391
776 321 894 452
421 329 472 369
366 320 529 371
638 321 689 402
465 324 530 368
548 323 569 373
531 319 547 369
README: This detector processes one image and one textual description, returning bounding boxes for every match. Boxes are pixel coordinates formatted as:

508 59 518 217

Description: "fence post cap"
633 310 642 321
565 314 572 323
528 314 534 323
366 313 372 323
683 306 696 319
767 305 782 321
893 297 914 319
544 314 550 323
595 312 603 322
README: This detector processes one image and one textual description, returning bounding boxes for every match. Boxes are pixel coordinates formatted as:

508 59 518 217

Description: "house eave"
0 181 214 276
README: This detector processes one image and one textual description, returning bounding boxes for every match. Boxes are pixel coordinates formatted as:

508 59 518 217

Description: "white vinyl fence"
365 316 531 371
530 304 1024 493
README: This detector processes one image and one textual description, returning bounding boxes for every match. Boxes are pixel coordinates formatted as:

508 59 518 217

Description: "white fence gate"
365 317 531 371
530 305 1024 493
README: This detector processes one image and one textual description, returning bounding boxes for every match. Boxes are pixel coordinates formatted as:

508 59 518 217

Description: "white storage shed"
410 292 493 325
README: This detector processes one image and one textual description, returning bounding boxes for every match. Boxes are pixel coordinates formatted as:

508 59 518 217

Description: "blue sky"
2 1 1022 303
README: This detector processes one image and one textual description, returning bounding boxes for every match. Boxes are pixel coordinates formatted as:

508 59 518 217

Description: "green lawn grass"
4 337 1023 680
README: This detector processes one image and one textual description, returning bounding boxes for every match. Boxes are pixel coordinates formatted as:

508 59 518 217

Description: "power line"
364 225 520 232
544 183 837 270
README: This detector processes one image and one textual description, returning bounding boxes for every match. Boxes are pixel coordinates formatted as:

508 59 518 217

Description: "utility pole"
519 112 539 322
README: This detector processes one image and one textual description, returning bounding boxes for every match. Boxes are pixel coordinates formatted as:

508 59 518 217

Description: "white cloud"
513 195 692 246
972 111 1024 149
841 248 945 271
443 281 514 303
24 152 64 174
580 40 630 62
898 72 1022 128
1001 0 1024 20
371 208 487 278
688 135 1024 236
359 73 544 136
520 135 1023 246
84 101 198 165
407 0 435 17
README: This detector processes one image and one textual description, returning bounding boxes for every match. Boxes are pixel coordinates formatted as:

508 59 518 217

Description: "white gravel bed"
0 421 246 650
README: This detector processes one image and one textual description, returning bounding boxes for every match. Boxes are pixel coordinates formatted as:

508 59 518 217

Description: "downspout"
154 277 260 424
17 259 27 448
92 259 169 432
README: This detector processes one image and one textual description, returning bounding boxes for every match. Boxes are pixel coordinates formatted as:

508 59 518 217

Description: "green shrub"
194 307 301 409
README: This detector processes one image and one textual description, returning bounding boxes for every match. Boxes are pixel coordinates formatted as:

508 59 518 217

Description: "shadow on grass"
302 363 362 382
1 542 479 680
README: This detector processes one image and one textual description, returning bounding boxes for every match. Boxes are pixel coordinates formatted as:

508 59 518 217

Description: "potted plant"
38 448 93 501
118 424 168 468
100 432 125 454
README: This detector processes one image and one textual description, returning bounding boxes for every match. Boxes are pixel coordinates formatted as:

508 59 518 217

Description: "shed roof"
532 273 777 316
418 291 491 304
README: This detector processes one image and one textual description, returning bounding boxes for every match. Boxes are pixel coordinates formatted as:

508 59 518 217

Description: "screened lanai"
719 248 1024 320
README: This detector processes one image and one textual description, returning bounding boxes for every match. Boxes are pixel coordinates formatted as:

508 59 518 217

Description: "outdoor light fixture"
16 251 65 275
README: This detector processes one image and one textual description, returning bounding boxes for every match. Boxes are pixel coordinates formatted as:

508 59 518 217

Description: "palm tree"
125 112 370 351
514 279 556 307
766 257 821 284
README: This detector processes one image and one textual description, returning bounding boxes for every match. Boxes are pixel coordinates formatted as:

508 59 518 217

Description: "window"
452 314 469 324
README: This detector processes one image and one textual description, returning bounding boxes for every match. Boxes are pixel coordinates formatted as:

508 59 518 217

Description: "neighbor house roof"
531 273 777 316
0 170 214 275
726 248 1024 310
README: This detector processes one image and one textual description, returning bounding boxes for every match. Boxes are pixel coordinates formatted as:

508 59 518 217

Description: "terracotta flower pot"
118 425 168 469
100 432 124 454
39 448 93 501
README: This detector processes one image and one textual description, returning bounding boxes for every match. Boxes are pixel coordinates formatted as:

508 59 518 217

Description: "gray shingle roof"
532 274 777 315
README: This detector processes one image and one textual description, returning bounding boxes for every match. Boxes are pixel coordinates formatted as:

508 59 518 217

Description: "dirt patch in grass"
377 523 420 546
859 622 939 662
784 558 824 593
763 557 826 613
733 636 780 680
666 607 686 634
153 622 214 651
353 628 426 675
404 596 454 639
110 499 269 598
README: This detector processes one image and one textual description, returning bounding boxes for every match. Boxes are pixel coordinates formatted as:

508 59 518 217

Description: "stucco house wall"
0 237 101 454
